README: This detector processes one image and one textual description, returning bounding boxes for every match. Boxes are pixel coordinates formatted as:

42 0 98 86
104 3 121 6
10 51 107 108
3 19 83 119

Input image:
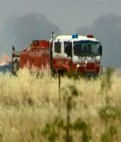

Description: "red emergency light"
87 34 94 38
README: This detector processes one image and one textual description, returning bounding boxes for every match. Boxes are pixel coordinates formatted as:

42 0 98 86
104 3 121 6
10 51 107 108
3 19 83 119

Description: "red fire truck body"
12 40 50 72
20 40 49 70
12 34 102 76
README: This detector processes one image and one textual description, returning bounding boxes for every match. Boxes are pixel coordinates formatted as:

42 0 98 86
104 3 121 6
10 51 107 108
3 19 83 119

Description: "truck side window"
54 42 61 53
64 42 72 57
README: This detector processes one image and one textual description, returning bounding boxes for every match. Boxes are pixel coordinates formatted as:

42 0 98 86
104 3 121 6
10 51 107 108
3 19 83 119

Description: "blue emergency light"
72 34 78 38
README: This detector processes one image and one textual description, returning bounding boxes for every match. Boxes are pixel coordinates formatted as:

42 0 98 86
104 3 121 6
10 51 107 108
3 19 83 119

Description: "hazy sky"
0 0 121 67
0 0 120 32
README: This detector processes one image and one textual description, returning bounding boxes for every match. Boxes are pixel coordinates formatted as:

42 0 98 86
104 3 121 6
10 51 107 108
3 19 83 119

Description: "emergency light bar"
72 34 78 38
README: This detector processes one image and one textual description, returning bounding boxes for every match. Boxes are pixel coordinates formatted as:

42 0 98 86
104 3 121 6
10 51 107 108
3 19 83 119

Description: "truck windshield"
73 41 101 57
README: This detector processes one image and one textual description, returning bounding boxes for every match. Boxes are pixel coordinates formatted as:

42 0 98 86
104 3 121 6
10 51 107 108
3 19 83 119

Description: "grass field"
0 68 121 142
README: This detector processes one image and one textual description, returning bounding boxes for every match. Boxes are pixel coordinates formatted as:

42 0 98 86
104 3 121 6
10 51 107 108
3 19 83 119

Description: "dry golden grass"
0 68 121 142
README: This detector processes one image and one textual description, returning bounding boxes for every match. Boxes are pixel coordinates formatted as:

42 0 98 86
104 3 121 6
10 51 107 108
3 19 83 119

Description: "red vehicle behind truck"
12 33 103 76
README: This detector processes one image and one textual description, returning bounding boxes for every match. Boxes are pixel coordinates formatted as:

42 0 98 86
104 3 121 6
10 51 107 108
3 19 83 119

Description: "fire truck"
12 33 103 76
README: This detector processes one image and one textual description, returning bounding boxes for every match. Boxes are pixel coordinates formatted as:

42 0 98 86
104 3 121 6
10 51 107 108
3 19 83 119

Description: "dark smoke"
0 13 61 57
76 15 121 68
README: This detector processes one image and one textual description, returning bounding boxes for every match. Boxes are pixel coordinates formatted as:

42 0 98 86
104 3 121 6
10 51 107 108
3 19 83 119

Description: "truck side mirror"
99 45 102 56
12 46 15 51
